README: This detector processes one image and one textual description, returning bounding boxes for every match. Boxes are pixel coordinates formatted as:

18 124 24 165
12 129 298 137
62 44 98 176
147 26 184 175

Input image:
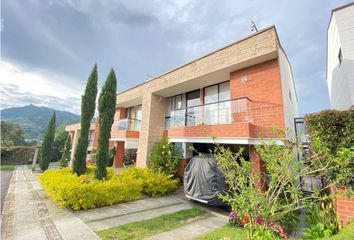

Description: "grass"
324 221 354 240
194 224 248 240
0 164 16 171
97 208 209 240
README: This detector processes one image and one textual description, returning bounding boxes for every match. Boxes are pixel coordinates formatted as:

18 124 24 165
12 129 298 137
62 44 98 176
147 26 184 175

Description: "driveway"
1 170 13 213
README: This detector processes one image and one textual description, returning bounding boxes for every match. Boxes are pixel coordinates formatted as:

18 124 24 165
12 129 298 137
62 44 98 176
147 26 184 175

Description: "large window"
125 105 142 131
204 81 230 124
165 94 186 128
164 81 232 129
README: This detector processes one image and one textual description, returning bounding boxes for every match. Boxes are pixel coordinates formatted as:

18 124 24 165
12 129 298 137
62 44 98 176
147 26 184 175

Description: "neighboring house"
327 2 354 110
65 122 99 163
66 26 298 173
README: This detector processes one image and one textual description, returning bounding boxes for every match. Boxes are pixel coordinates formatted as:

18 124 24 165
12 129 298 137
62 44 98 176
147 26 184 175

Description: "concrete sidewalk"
0 165 99 240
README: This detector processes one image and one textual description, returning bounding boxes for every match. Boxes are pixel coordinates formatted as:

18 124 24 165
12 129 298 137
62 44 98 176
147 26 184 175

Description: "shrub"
119 167 179 197
149 138 183 176
305 110 354 187
39 166 142 210
39 166 179 210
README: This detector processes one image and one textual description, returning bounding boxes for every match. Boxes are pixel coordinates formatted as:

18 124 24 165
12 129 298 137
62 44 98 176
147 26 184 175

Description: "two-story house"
67 26 298 175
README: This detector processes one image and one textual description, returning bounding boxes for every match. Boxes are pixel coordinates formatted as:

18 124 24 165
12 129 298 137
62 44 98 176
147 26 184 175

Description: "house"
65 122 99 163
66 26 298 174
327 2 354 110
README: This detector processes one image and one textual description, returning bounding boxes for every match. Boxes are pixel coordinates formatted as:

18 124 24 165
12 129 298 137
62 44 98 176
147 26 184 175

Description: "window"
186 90 201 126
88 130 94 148
165 94 186 128
203 81 231 124
338 48 343 65
125 105 142 131
289 90 292 102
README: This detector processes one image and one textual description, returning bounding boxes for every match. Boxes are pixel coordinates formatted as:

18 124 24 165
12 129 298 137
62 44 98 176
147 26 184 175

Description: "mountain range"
1 104 80 140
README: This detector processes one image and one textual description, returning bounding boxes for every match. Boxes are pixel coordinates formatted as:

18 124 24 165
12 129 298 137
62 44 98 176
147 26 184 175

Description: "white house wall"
278 48 299 137
327 4 354 110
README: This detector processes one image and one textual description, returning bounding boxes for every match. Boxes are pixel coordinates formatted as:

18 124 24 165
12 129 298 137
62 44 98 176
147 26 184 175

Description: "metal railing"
165 97 251 129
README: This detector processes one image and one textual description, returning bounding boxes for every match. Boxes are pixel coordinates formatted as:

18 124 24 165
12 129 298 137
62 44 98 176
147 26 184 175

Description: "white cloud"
0 60 82 113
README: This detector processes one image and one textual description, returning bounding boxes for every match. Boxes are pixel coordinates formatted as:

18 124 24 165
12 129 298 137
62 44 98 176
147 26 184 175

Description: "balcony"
165 97 251 129
111 118 141 140
117 118 141 131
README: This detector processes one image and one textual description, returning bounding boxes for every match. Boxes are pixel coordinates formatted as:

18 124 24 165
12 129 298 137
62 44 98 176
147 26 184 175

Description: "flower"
228 211 236 220
256 217 263 224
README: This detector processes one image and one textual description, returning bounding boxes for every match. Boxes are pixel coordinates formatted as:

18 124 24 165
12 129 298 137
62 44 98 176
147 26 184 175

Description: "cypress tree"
73 64 98 175
95 68 117 180
40 112 56 171
60 135 72 167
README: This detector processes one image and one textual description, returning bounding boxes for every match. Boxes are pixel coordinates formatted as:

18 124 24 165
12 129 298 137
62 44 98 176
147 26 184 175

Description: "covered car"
184 154 227 206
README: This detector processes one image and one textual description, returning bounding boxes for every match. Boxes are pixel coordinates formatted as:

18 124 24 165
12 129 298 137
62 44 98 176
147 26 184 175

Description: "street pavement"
1 170 13 213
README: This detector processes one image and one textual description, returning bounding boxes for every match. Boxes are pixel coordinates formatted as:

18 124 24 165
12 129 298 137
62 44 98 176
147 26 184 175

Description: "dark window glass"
187 90 200 107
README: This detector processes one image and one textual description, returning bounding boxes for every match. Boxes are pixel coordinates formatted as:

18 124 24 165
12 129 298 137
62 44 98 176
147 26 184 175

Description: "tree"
60 136 72 167
52 125 69 162
0 121 25 146
210 137 331 240
73 64 98 175
95 69 117 180
40 112 56 171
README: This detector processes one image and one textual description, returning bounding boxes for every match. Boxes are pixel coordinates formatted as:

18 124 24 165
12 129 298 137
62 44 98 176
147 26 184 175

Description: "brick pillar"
92 118 100 150
136 93 165 167
249 145 265 189
114 141 125 168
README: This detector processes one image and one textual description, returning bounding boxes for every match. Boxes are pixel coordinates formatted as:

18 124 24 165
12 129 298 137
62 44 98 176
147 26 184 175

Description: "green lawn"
97 208 209 240
194 224 248 240
324 221 354 240
0 164 16 171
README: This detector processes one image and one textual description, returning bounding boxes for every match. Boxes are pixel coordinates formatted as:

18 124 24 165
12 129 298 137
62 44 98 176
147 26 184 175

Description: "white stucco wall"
278 48 299 137
327 4 354 110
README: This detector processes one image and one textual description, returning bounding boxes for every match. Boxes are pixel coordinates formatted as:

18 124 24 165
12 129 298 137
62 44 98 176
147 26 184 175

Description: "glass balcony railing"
112 118 141 131
165 97 250 129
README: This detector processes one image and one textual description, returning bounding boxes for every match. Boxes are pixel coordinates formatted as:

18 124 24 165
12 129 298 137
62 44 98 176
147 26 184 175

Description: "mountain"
1 104 80 140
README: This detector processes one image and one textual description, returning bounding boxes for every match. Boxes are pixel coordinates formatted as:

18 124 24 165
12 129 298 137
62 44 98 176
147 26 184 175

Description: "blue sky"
1 0 352 115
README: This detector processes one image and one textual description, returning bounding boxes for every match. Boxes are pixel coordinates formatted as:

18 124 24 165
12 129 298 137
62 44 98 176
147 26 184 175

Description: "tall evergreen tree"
40 112 56 171
60 135 72 167
73 64 98 175
95 69 117 180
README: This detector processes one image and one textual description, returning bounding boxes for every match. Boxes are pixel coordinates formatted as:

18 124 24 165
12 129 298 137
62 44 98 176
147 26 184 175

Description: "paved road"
1 170 13 213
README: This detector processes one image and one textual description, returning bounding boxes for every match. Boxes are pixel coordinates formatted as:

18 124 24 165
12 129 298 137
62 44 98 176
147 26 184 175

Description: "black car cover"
184 154 227 206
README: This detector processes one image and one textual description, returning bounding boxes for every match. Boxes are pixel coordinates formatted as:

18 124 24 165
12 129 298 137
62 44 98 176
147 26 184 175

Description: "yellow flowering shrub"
119 167 179 197
39 166 179 210
39 166 142 210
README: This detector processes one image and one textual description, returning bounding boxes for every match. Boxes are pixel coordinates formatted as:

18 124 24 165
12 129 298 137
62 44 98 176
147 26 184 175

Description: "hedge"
304 109 354 154
39 166 179 210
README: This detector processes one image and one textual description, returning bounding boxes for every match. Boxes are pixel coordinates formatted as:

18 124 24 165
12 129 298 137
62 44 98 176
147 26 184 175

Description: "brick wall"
166 123 252 138
334 187 354 226
114 141 125 168
230 59 285 138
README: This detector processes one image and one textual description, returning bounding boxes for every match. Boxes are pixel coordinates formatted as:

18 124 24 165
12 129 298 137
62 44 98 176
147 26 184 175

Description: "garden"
36 64 353 239
198 109 353 240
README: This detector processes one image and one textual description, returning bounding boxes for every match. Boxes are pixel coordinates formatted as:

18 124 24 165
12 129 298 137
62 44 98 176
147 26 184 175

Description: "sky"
1 0 352 115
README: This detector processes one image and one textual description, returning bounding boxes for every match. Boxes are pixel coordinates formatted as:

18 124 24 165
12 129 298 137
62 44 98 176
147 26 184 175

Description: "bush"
39 166 142 210
149 138 183 176
119 167 179 197
39 166 179 210
304 109 353 154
